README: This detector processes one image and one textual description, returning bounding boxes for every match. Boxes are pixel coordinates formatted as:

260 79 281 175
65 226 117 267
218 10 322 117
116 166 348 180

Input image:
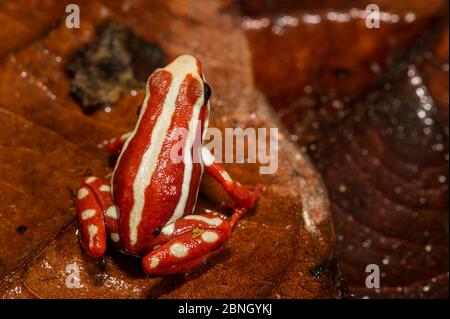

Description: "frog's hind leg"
201 147 264 217
76 176 119 257
142 213 231 275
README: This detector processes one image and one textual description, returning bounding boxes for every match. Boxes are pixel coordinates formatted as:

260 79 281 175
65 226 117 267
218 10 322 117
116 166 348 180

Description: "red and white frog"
76 55 263 275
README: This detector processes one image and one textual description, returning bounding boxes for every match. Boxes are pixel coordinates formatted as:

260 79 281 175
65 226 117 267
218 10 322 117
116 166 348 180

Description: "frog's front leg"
105 132 132 156
201 147 264 210
142 213 231 275
76 176 119 257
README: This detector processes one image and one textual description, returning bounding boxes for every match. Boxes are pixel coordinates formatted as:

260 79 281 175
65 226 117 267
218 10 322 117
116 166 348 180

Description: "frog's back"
111 55 209 255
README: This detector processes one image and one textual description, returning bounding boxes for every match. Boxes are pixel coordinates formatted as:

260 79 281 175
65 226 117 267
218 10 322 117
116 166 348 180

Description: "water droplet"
362 239 372 248
411 76 421 85
304 85 312 94
404 12 416 23
370 62 381 74
417 110 426 119
416 88 425 97
432 144 444 152
332 100 343 109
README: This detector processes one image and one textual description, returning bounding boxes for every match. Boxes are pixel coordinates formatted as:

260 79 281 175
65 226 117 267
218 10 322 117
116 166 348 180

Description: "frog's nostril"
204 82 212 102
153 226 162 236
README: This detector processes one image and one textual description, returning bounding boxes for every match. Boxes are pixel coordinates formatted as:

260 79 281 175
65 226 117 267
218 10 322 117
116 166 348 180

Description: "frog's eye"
204 82 212 103
153 226 162 237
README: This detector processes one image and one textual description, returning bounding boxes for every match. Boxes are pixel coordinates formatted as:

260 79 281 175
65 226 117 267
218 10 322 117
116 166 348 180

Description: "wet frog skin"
76 55 263 275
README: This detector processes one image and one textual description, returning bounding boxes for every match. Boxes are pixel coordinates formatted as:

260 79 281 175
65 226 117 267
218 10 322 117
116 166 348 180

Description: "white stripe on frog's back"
165 82 205 226
114 55 205 246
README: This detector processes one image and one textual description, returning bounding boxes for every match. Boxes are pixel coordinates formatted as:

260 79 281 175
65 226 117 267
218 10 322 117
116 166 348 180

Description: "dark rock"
67 21 165 112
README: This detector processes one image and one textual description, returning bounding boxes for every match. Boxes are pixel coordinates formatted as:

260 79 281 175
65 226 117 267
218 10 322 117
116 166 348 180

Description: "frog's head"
166 54 211 114
145 55 211 107
144 54 211 136
163 54 211 105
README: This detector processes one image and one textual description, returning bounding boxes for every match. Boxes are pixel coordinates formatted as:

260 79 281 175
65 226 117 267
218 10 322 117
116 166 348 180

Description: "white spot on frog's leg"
201 231 219 243
81 209 96 220
110 233 120 242
169 243 188 258
85 177 97 184
99 185 110 192
162 223 175 236
77 188 89 200
149 256 160 269
88 225 98 249
106 206 119 219
184 215 222 226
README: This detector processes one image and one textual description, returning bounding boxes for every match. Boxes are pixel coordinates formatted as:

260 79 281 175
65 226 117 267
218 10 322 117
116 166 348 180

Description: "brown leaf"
243 1 447 145
311 21 449 298
242 0 448 298
0 0 336 298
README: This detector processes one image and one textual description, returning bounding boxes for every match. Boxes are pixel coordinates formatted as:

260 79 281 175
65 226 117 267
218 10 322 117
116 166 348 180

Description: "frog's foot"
105 132 132 156
201 147 264 209
76 176 119 257
142 213 231 275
